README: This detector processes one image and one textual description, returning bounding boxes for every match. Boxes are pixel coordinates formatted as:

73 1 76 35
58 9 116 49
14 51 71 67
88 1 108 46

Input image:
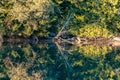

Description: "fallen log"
53 36 120 47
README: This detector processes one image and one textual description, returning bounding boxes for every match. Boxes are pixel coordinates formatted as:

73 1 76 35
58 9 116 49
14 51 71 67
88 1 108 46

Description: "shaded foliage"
0 42 120 80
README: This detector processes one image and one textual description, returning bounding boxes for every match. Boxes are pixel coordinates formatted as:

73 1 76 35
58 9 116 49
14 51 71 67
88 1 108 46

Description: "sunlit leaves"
103 0 119 5
59 0 119 37
0 0 53 36
22 25 32 36
9 3 27 22
70 24 113 38
22 47 31 56
12 24 21 31
74 14 85 22
9 0 50 22
66 45 119 80
0 0 119 37
114 54 120 61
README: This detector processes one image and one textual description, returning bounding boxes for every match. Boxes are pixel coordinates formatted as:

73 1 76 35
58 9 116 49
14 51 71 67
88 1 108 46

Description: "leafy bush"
0 0 120 37
70 24 113 38
0 0 52 36
53 0 119 37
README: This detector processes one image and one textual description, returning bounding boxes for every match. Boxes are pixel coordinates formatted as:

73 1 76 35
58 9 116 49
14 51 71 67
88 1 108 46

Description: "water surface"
0 42 120 80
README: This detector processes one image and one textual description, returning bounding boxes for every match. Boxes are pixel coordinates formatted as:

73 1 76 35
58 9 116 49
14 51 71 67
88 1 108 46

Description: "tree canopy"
0 0 120 37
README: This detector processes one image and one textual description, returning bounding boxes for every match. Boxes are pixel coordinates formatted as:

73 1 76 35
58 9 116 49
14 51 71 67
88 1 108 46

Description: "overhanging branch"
54 12 74 38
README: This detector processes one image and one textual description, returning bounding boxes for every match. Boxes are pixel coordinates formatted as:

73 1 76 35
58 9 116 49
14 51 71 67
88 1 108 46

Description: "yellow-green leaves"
8 0 51 22
104 0 118 5
70 24 113 38
11 50 20 58
0 0 120 37
78 24 113 38
74 14 85 22
12 24 20 31
22 25 32 36
0 0 53 36
9 3 27 22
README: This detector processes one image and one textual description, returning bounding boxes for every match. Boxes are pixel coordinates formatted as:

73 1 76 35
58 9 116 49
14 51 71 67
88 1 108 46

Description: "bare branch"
54 12 74 38
55 42 73 71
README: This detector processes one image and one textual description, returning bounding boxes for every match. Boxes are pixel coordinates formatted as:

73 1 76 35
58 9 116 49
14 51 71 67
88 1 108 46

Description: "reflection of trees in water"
105 47 120 77
0 44 47 79
67 45 113 58
6 62 43 80
105 47 120 67
0 43 73 80
0 43 120 80
58 44 120 80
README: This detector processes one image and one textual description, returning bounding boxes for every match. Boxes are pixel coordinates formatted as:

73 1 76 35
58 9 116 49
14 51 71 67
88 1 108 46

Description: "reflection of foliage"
105 48 120 68
7 63 43 80
0 44 40 79
79 46 112 57
68 45 113 58
0 43 70 79
67 46 119 80
0 42 120 79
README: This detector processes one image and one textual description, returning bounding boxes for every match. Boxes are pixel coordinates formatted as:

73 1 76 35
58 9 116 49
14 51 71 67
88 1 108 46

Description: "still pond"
0 41 120 80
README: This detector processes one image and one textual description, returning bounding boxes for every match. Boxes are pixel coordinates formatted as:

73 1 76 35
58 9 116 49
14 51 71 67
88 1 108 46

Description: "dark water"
0 41 120 80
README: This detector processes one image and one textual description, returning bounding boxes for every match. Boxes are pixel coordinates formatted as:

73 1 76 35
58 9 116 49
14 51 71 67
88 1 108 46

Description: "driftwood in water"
2 34 120 47
53 36 120 47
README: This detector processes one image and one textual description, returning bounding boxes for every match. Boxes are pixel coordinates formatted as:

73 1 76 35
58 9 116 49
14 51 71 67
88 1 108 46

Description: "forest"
0 0 120 40
0 0 120 80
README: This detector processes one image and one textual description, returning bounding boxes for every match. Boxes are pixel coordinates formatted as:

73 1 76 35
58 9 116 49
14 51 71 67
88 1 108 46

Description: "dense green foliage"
0 0 51 36
50 0 120 36
0 0 120 37
0 1 120 80
70 24 113 38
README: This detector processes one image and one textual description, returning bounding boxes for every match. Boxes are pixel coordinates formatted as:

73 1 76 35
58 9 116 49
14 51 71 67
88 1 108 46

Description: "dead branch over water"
53 36 120 47
54 12 74 39
55 42 73 71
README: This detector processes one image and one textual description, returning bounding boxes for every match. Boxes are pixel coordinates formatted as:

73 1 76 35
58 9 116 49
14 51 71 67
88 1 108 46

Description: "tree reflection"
55 43 120 80
0 42 120 80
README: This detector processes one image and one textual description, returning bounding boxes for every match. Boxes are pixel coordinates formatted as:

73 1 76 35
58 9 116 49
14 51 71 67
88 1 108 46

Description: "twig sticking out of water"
55 42 73 72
